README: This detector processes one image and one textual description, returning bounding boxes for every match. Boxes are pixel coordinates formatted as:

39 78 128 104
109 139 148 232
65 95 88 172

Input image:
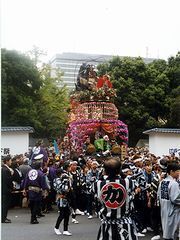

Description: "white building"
1 126 34 156
143 128 180 157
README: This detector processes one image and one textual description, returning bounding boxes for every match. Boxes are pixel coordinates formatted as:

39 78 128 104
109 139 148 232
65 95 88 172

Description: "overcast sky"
1 0 180 62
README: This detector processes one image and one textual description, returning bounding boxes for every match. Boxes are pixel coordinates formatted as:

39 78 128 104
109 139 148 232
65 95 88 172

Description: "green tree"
165 52 180 127
1 48 42 128
166 52 180 89
98 55 179 146
168 86 180 128
36 64 70 139
143 59 169 125
1 48 70 139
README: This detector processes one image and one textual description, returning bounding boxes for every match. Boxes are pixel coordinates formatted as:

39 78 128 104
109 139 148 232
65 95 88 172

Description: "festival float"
67 63 128 160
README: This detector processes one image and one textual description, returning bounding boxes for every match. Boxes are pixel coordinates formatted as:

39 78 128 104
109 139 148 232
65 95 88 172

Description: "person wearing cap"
33 153 44 162
22 160 49 224
1 155 14 223
29 140 48 167
157 161 180 240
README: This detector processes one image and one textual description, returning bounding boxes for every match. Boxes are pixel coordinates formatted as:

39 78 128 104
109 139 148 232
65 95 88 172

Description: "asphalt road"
1 207 159 240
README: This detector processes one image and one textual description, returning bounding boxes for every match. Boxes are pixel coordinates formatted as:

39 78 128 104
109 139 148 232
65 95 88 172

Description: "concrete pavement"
1 207 158 240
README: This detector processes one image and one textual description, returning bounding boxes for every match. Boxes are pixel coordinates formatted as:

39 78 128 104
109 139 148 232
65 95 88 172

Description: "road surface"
1 207 159 240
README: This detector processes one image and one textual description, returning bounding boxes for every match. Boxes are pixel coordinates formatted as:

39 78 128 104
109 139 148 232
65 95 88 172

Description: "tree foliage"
1 49 69 139
36 64 69 138
1 48 41 128
97 53 180 146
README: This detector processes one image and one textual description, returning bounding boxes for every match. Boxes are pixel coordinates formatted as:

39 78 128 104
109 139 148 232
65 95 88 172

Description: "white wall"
149 133 180 157
1 132 29 156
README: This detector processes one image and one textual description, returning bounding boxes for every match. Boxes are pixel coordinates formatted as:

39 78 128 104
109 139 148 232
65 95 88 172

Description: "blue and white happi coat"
158 175 180 240
93 175 137 240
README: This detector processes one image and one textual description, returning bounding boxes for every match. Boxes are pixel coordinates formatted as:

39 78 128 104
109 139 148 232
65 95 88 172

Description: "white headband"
134 158 143 163
122 168 130 173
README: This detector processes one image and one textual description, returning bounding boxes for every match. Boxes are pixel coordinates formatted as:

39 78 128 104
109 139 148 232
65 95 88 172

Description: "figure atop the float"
96 74 113 90
76 63 98 91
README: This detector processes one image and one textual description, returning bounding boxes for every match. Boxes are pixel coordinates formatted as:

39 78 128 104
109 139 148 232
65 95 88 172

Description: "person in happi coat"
42 159 57 213
29 139 48 167
11 155 23 207
53 162 72 236
93 157 137 240
158 161 180 240
22 155 49 224
69 160 84 223
86 160 100 218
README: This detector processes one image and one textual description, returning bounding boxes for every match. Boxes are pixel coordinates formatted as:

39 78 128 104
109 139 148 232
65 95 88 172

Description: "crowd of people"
1 139 180 240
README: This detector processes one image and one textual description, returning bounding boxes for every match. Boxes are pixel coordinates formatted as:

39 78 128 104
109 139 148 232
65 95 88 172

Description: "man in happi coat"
93 157 137 240
22 156 49 224
53 162 72 236
158 161 180 240
29 139 48 167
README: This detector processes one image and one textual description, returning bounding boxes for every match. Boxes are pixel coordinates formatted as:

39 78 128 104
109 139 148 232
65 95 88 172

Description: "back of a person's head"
166 161 180 174
63 160 70 171
56 167 63 176
11 155 19 168
104 157 121 177
23 158 29 165
72 155 78 162
32 160 41 170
